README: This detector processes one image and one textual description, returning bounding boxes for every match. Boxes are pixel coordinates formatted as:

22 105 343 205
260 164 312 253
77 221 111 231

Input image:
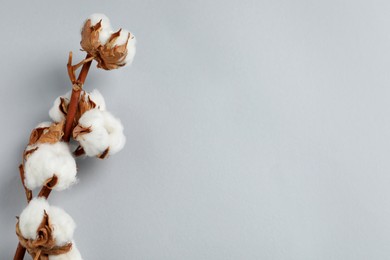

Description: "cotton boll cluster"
24 142 77 191
49 89 106 123
80 13 136 70
73 109 126 158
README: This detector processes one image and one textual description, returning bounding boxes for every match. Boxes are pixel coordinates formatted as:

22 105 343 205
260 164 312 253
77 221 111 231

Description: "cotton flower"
80 13 136 70
49 89 106 123
24 142 77 191
73 108 126 158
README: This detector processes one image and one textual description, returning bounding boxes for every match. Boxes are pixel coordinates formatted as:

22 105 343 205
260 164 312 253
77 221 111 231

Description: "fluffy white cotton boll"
24 142 77 191
103 111 126 155
88 13 112 45
75 109 110 156
49 97 65 122
75 109 125 157
112 29 136 65
19 198 50 240
125 35 136 65
87 89 106 111
49 241 83 260
48 206 76 246
49 91 71 123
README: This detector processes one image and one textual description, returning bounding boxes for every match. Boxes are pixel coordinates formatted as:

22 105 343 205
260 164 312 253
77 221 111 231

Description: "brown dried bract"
23 147 39 161
72 124 92 139
73 92 96 128
28 127 50 146
98 147 110 159
28 121 65 146
37 121 65 144
80 19 102 56
59 97 69 117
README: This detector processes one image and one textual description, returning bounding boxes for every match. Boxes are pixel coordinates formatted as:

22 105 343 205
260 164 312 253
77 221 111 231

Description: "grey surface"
1 0 390 259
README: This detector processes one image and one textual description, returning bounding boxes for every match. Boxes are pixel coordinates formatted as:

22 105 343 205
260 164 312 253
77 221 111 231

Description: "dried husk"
24 121 65 160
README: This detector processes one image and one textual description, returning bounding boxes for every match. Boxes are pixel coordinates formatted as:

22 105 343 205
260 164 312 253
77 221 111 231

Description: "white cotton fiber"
48 206 76 246
74 109 110 156
113 29 130 46
49 97 65 122
24 142 77 191
89 13 111 30
74 109 126 157
85 89 106 111
112 29 136 65
49 241 83 260
19 197 50 240
49 91 71 123
88 13 112 45
49 90 106 122
35 121 52 129
125 35 136 65
103 111 126 155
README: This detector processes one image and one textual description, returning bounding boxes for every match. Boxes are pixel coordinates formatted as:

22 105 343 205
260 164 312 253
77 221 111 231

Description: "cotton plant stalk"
13 13 136 260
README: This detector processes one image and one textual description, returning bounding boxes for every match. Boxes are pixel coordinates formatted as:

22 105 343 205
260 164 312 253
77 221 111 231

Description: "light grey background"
1 0 390 259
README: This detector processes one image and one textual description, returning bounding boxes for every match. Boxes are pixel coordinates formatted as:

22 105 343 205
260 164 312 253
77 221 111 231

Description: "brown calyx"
98 147 110 159
28 121 65 146
72 125 92 139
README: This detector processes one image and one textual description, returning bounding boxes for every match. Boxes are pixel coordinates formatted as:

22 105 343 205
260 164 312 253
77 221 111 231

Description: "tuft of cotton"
19 198 50 240
103 111 126 155
113 29 130 46
74 109 125 157
49 97 65 122
48 206 76 246
49 91 71 123
85 89 106 111
74 109 110 156
98 30 112 46
24 142 77 191
89 13 111 30
125 35 136 65
36 121 53 129
88 13 112 45
112 29 136 65
49 241 83 260
49 90 106 122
